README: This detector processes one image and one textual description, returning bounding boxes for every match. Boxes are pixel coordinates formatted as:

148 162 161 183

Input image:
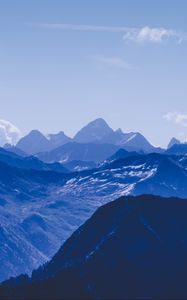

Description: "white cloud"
91 55 135 70
0 120 21 146
163 112 187 127
124 26 177 43
36 23 187 44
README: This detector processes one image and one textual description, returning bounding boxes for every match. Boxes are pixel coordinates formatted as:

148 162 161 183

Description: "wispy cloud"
163 112 187 127
91 55 135 70
36 23 133 33
36 23 187 43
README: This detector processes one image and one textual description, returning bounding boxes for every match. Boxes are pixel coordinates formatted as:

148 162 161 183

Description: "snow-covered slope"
1 153 187 281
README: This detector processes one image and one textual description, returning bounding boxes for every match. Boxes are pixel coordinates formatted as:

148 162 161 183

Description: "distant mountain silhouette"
14 119 162 157
2 195 187 299
36 142 120 163
0 147 68 173
102 130 156 152
16 130 51 155
74 118 113 143
101 128 125 144
73 118 157 153
16 130 72 155
119 132 154 152
47 131 71 148
167 137 180 149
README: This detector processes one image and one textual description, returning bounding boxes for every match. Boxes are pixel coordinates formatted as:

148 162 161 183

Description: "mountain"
119 132 155 152
36 138 159 165
16 130 72 155
58 152 187 199
2 195 187 299
64 160 96 172
102 130 156 152
47 131 71 148
4 144 29 157
0 162 70 282
101 128 126 144
15 119 160 158
73 118 113 143
0 147 68 173
16 130 52 155
0 147 25 159
73 119 160 153
108 148 138 161
1 152 187 281
36 142 120 163
165 143 187 155
167 137 180 149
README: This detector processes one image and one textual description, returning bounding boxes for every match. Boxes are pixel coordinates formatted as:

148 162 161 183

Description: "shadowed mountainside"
2 195 187 299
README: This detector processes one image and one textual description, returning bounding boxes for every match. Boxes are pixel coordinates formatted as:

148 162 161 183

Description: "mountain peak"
16 130 50 155
48 131 66 137
167 137 180 149
90 117 108 125
115 128 124 134
28 129 45 137
74 118 113 143
83 118 111 129
47 131 71 148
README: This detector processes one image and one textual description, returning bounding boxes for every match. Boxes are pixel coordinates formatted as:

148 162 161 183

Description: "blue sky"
0 0 187 147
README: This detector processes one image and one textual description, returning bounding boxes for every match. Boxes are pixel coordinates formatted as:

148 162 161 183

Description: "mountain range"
0 147 68 173
2 194 187 299
1 147 187 281
5 119 187 166
5 119 164 158
1 118 187 293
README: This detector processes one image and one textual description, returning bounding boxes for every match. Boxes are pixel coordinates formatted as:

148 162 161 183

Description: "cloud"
163 112 187 127
123 26 179 43
0 119 21 146
36 23 132 33
36 23 186 44
91 56 135 70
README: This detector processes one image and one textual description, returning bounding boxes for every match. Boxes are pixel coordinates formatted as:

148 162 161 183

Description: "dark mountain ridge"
2 194 187 299
0 147 68 173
